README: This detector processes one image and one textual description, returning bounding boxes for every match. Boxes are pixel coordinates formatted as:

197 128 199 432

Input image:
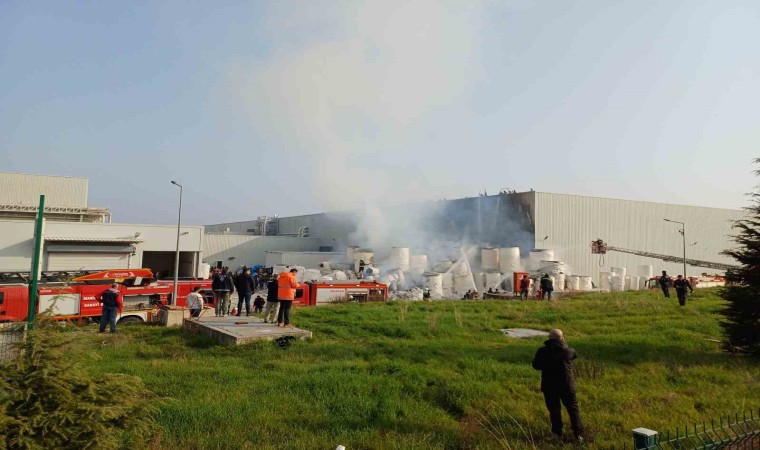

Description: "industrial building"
205 191 743 281
0 173 204 277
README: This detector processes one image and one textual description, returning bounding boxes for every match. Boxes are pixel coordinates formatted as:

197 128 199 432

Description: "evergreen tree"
722 158 760 356
0 325 159 449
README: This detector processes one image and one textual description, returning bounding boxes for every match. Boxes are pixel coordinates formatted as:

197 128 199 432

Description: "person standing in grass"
540 274 554 300
659 271 672 298
520 275 531 300
263 278 280 323
98 283 123 333
532 328 584 443
673 275 693 306
277 268 300 328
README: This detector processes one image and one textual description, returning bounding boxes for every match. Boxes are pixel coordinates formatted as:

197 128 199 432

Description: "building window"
319 246 334 252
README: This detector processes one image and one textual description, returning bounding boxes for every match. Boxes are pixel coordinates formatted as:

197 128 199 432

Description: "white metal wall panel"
47 253 128 271
203 235 322 268
532 192 744 282
0 173 88 207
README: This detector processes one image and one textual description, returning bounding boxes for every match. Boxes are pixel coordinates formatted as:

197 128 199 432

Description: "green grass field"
67 289 758 449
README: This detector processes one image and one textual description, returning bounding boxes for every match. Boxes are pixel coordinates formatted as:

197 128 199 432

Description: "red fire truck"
293 281 388 306
0 269 213 324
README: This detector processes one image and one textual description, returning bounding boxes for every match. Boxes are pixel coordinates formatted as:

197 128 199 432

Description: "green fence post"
28 194 45 330
633 428 658 449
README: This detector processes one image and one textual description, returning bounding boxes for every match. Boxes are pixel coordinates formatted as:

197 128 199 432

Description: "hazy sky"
1 1 758 225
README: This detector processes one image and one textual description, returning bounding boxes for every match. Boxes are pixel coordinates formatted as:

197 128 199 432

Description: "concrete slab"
500 328 549 339
183 316 312 345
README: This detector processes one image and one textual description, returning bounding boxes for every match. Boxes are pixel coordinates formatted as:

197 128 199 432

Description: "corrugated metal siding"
47 253 128 271
0 173 88 207
203 235 322 268
533 192 744 281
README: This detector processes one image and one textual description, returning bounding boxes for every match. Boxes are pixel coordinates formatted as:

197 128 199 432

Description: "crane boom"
590 240 738 272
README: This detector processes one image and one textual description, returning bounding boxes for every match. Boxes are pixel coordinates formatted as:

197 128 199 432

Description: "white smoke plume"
232 0 486 213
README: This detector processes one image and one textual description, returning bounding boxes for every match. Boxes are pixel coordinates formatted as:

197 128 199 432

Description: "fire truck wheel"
118 316 144 325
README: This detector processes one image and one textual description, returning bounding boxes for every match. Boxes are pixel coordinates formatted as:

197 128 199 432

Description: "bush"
0 326 159 449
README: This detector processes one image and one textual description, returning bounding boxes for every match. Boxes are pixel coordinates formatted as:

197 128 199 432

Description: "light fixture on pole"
171 180 183 305
663 218 686 278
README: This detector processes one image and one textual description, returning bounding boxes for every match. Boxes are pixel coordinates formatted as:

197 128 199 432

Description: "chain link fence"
0 322 26 363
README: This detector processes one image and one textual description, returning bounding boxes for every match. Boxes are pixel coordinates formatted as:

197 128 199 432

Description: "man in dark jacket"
212 268 235 316
659 271 671 298
540 274 554 300
263 279 280 323
532 329 583 441
235 268 256 316
253 295 266 314
98 283 123 333
673 275 693 306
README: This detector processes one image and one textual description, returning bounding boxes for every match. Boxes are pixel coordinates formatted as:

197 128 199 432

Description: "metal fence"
0 322 26 363
612 409 760 450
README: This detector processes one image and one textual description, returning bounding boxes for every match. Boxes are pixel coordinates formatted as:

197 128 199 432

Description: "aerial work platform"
183 315 312 345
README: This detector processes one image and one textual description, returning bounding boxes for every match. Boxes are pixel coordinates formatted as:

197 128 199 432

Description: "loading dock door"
47 253 129 271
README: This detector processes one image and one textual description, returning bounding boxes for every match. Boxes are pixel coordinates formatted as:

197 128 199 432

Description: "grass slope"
68 289 758 449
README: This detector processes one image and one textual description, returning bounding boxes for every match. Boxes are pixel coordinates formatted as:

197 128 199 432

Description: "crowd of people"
192 265 301 327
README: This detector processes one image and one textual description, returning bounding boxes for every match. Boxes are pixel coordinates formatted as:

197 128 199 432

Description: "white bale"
389 247 411 271
333 270 348 281
611 267 627 278
453 260 470 276
610 275 625 292
555 273 566 292
528 249 555 271
409 255 428 270
423 272 443 298
579 276 593 291
303 269 321 282
499 247 521 273
599 271 612 291
481 248 500 271
628 276 641 291
639 277 648 290
637 264 654 279
441 272 454 288
567 275 581 291
346 246 359 262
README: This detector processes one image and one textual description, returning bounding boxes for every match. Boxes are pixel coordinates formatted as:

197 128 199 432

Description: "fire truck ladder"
0 269 154 285
590 239 739 272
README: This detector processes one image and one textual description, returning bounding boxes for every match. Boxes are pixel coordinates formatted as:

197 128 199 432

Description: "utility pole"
171 181 183 305
28 195 45 329
663 219 686 278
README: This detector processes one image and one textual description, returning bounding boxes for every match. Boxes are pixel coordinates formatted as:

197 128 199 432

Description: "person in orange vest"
277 268 300 328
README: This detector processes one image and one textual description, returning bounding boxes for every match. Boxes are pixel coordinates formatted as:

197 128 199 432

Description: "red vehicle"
0 269 212 324
293 281 388 306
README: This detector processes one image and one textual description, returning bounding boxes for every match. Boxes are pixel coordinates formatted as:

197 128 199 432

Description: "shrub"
0 326 159 449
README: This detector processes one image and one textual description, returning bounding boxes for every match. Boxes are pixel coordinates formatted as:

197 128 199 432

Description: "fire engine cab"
0 269 213 324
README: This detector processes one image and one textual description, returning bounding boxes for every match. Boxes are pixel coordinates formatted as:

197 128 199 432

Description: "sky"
1 0 758 225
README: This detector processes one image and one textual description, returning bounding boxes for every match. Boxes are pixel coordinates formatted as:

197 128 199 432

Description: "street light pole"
171 180 183 305
663 219 686 278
